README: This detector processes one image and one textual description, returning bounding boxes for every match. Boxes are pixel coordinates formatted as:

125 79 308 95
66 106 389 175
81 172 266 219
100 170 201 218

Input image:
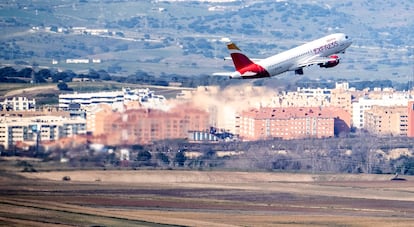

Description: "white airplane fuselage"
224 33 352 79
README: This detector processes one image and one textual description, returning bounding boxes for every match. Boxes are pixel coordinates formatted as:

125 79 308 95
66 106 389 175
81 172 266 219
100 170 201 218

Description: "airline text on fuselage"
313 41 339 55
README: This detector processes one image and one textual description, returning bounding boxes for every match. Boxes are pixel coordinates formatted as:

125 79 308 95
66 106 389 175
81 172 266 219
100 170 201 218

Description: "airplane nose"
343 35 352 46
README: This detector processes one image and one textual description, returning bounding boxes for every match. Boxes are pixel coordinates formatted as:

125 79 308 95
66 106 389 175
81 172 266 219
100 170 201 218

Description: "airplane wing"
296 55 341 68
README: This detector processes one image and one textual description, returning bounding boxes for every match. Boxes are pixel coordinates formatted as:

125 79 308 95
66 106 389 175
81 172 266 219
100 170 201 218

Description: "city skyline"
2 81 414 150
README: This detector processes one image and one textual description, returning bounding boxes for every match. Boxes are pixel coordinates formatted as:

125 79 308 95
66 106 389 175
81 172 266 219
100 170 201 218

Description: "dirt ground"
1 170 413 226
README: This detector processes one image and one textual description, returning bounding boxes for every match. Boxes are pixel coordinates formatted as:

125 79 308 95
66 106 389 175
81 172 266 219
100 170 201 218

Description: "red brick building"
238 107 349 140
94 103 209 145
408 101 414 137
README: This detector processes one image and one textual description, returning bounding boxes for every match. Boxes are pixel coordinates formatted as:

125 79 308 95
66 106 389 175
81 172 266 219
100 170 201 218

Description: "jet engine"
318 55 340 68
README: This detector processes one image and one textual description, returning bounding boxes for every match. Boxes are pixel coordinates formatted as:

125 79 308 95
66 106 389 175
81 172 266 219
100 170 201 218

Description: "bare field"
2 84 58 97
1 170 414 226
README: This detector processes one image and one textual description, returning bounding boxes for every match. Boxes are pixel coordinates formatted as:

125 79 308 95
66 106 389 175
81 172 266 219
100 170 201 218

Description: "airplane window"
345 36 348 39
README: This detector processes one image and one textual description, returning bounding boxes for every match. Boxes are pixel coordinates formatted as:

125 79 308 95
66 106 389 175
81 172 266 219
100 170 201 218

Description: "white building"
1 97 36 111
271 87 331 108
66 59 89 64
296 87 331 98
352 94 414 128
71 27 109 35
335 81 350 91
123 87 167 110
59 88 167 111
0 116 86 150
59 91 125 110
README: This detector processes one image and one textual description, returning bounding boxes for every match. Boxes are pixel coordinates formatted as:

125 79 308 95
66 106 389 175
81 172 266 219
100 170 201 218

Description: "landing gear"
295 68 304 75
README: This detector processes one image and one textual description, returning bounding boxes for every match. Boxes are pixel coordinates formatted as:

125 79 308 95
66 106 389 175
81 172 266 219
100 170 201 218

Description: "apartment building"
352 94 414 129
0 97 36 111
365 105 407 136
238 107 337 140
0 107 69 118
330 88 352 114
407 101 414 137
93 103 209 145
86 104 113 134
59 91 124 110
59 88 167 111
0 116 86 149
273 82 362 111
274 88 330 108
176 85 355 135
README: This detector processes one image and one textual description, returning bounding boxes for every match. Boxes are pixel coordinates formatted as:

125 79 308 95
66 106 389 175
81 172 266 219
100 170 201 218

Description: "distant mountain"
0 0 413 82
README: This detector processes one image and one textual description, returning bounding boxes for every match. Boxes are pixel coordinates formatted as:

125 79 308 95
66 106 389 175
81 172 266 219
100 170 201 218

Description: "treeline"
0 66 232 88
0 66 110 84
5 136 414 175
2 66 413 92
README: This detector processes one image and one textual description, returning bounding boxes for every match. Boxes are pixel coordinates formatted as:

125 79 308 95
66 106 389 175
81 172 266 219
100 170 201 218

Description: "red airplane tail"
226 43 270 79
227 43 255 71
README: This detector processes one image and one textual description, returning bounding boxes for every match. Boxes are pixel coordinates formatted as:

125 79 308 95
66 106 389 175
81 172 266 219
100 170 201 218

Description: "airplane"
214 33 352 79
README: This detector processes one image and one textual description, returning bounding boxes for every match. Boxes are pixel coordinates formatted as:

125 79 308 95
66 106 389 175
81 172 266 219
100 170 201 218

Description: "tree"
87 69 100 79
62 70 76 82
137 150 152 162
34 69 51 83
115 31 125 37
97 69 111 80
198 146 218 168
135 150 153 167
404 158 414 175
0 66 17 77
50 26 58 32
17 67 33 78
57 82 72 91
174 151 187 167
52 72 68 83
0 66 16 81
393 156 414 175
156 153 170 166
33 73 46 83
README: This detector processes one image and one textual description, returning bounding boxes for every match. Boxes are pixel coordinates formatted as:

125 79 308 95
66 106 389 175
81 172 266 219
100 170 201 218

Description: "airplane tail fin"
227 43 255 71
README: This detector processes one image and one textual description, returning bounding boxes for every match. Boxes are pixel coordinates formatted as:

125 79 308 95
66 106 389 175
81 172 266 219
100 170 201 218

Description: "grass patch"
0 83 33 96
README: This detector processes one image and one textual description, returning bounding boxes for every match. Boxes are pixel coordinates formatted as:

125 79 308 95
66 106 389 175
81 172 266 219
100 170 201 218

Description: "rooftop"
241 107 336 119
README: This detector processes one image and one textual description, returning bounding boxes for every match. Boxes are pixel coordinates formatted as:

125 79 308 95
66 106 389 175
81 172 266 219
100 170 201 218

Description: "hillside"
0 0 413 82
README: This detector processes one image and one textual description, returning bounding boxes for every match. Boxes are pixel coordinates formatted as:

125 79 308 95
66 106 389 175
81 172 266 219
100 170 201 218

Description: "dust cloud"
170 83 280 131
